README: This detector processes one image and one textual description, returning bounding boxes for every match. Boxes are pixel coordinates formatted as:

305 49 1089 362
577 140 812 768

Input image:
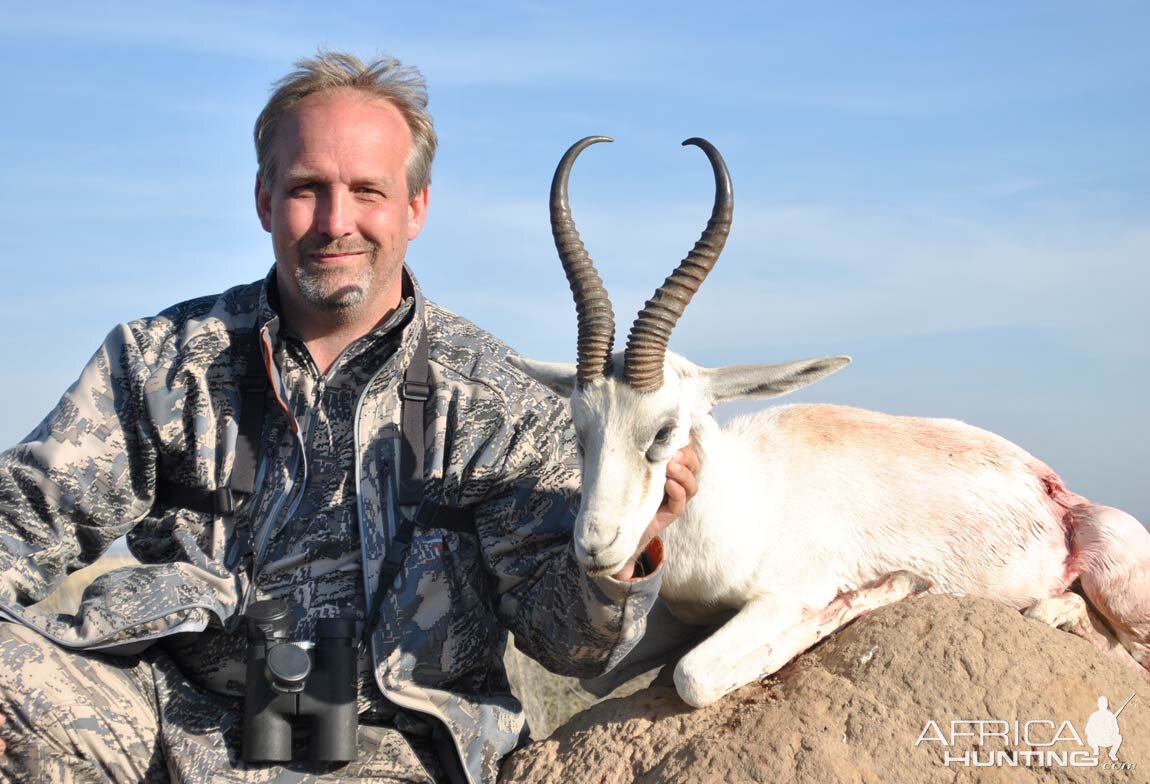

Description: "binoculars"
241 599 358 763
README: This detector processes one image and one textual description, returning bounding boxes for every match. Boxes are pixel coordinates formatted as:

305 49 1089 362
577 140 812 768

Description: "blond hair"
254 51 436 197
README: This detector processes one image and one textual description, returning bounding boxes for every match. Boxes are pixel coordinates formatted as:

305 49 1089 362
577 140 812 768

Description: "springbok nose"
577 524 620 560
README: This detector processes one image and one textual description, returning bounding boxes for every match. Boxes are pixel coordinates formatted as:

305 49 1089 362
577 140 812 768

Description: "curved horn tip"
567 135 614 153
553 136 615 194
681 137 714 151
680 137 729 173
681 137 732 199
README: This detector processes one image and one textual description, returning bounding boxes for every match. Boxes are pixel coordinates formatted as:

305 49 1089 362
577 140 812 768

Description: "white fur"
509 350 1150 706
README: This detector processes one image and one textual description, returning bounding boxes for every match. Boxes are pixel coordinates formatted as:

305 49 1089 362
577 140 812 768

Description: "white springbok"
510 136 1150 708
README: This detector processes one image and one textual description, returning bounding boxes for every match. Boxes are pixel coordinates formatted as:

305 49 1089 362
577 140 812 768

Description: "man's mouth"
310 251 366 261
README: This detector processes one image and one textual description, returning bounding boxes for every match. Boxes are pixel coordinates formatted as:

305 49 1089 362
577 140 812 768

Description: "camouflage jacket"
0 269 661 784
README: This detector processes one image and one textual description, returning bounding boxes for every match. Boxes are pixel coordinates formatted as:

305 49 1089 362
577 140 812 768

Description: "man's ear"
704 356 851 405
255 174 272 233
507 356 578 398
407 185 430 241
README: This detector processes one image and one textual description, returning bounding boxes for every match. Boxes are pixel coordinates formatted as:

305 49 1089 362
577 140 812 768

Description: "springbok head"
510 136 850 575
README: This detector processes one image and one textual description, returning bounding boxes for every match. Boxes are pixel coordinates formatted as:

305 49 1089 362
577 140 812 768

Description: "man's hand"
611 444 700 580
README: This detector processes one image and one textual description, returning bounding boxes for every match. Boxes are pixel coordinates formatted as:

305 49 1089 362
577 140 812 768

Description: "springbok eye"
646 422 678 463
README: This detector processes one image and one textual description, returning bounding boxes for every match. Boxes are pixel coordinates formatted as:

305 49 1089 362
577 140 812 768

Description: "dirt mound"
501 595 1150 783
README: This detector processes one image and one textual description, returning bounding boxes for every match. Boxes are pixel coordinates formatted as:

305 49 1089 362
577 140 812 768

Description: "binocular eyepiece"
241 600 358 763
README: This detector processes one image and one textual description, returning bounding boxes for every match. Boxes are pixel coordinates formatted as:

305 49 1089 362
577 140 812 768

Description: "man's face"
256 88 429 325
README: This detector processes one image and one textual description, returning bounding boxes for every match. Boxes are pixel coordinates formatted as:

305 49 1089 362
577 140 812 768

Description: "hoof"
886 570 932 596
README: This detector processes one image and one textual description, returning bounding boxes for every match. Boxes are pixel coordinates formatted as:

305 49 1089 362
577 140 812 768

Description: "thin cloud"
0 4 308 61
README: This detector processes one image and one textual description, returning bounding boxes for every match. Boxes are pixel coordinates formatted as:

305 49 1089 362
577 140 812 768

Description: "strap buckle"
400 380 431 402
213 487 237 516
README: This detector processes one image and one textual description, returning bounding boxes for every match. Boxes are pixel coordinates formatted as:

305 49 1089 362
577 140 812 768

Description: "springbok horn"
551 136 616 385
623 138 733 392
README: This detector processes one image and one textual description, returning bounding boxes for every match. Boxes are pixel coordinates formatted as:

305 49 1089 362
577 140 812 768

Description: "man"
0 53 696 783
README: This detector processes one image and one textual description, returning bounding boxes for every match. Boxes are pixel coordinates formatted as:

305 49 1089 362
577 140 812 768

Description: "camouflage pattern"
161 295 416 712
0 621 444 783
0 268 661 783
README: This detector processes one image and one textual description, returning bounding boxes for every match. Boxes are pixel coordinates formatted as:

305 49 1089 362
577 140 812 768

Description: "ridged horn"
623 138 733 392
551 135 616 385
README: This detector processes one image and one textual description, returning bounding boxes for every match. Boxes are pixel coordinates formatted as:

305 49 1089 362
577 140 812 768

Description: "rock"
500 595 1150 783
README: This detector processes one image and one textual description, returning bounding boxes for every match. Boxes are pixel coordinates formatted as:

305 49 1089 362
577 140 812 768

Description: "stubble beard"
296 258 373 313
292 239 393 320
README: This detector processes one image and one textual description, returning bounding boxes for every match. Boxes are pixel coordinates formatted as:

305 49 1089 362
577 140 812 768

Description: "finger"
675 444 701 475
660 477 687 521
666 459 698 501
664 476 686 507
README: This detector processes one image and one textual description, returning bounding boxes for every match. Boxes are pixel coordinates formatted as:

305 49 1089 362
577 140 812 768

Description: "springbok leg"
1068 504 1150 672
1025 591 1149 680
673 571 930 708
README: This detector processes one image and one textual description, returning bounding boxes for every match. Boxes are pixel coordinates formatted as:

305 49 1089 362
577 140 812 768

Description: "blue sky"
0 2 1147 522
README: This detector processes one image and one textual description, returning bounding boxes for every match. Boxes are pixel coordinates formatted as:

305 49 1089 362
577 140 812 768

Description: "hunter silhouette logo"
1085 694 1134 763
915 693 1138 770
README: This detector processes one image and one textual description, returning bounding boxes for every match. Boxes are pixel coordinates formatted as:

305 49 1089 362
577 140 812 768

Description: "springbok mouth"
577 527 623 575
585 560 627 578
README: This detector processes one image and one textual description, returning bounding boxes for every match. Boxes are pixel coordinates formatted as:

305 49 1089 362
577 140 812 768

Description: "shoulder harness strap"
153 313 475 643
362 322 475 644
155 331 266 520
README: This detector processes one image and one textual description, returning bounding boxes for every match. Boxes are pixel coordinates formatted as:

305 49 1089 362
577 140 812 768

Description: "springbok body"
663 400 1086 625
512 136 1150 707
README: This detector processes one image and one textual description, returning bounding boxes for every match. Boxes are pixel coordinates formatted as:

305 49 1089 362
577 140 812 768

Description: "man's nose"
315 189 354 237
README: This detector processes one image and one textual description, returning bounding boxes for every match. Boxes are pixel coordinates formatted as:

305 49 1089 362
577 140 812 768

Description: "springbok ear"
507 356 579 397
704 355 851 405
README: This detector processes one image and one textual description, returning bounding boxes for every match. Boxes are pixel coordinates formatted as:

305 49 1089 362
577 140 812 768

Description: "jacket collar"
245 264 428 434
253 265 425 356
